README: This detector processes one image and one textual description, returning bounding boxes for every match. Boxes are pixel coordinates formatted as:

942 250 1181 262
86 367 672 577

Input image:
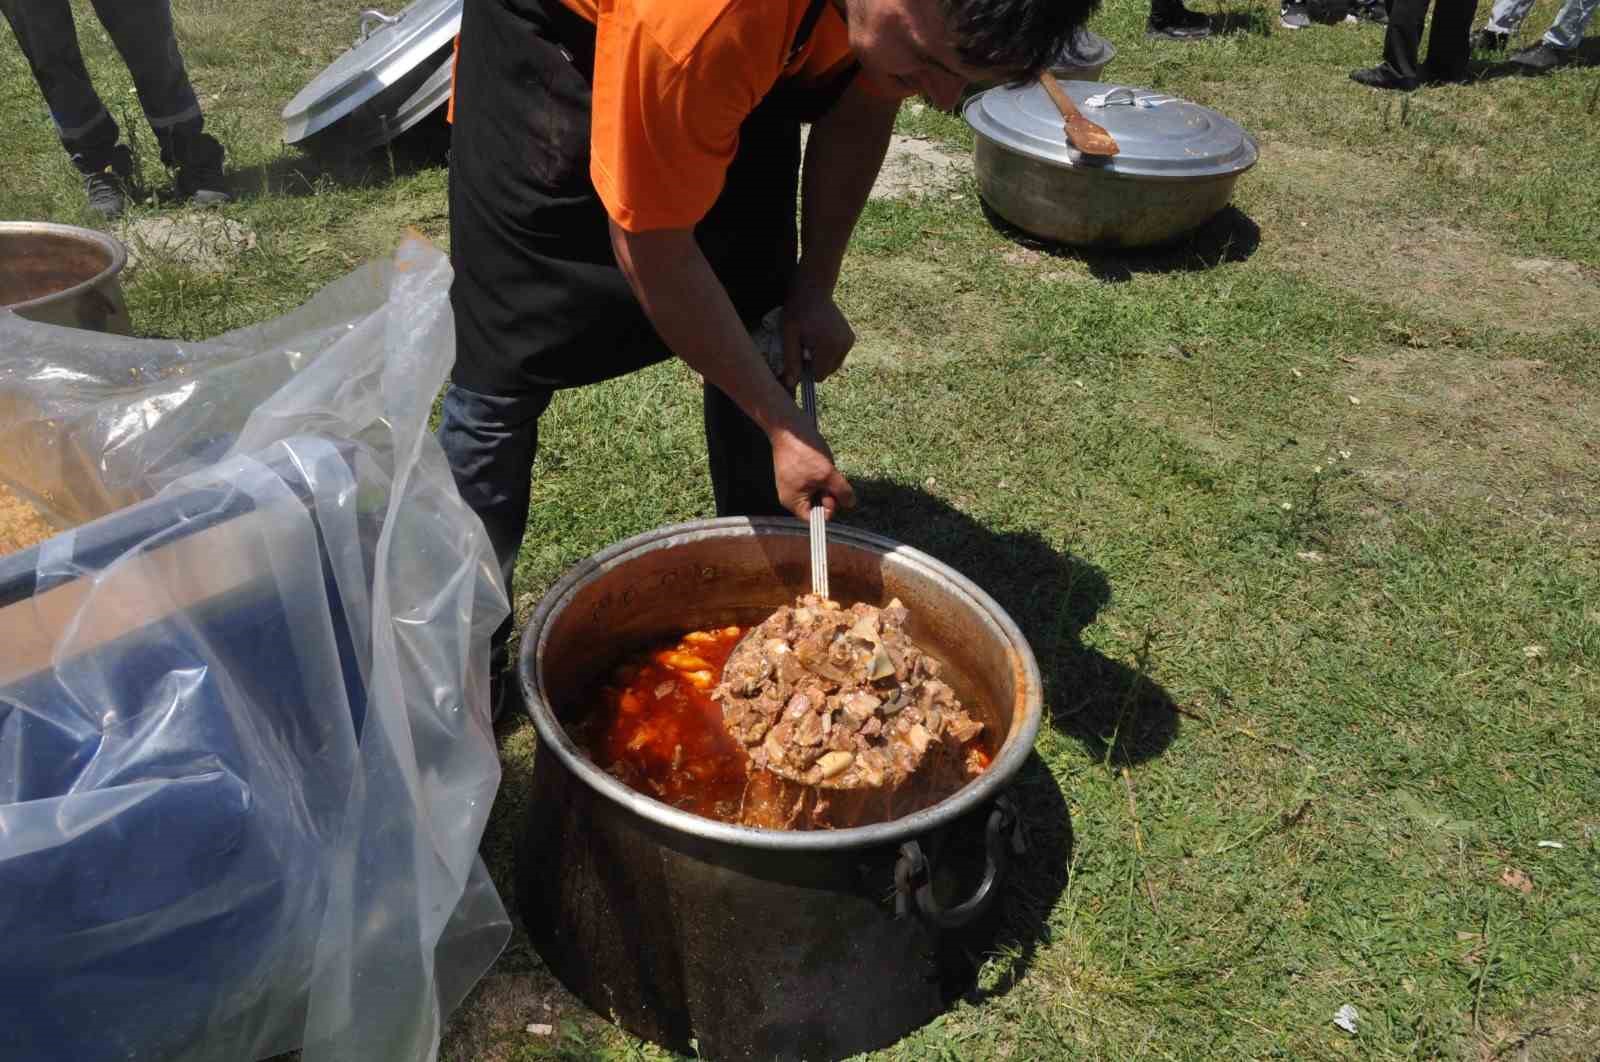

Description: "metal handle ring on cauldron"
894 794 1024 929
357 9 402 42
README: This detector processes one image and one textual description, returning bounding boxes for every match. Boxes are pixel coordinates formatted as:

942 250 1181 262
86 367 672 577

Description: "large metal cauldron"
966 81 1258 249
516 518 1042 1061
0 222 131 334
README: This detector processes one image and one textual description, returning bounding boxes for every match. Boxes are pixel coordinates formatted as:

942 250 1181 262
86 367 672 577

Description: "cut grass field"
4 0 1598 1058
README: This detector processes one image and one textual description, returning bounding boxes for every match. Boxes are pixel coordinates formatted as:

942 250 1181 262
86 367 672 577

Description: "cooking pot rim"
974 135 1257 183
0 221 128 313
518 516 1044 852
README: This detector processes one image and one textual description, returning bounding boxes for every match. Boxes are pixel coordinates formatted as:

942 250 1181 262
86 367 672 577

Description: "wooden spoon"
1039 71 1120 158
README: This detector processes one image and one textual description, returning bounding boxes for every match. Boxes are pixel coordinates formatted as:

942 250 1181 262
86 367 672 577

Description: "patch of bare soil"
802 128 969 201
870 134 970 200
122 211 257 274
1252 143 1600 336
440 962 586 1062
1338 350 1599 538
1477 992 1600 1062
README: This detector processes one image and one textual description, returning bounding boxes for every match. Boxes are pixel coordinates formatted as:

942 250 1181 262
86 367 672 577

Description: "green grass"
5 0 1599 1059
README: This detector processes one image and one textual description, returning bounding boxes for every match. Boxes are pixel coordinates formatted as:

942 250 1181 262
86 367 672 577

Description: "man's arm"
781 80 900 385
609 223 855 519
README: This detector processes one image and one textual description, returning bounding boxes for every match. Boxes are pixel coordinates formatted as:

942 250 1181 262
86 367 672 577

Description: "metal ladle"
801 354 828 600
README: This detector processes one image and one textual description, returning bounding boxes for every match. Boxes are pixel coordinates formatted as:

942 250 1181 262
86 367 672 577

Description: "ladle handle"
1038 71 1119 157
801 355 828 600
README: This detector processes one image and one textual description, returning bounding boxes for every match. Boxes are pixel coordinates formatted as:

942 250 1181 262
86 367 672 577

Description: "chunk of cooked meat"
712 595 985 790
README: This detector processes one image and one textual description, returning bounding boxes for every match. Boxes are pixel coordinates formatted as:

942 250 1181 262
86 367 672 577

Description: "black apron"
447 0 858 397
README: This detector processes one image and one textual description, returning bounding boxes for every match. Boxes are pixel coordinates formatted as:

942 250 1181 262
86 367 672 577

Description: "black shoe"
1473 27 1510 51
169 130 231 206
1421 59 1470 85
490 668 524 724
1350 63 1420 90
1509 42 1575 73
1147 5 1212 39
1344 0 1389 24
176 161 231 206
1280 2 1312 30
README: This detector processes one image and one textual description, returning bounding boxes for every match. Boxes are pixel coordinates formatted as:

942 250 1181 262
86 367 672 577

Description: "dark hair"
942 0 1102 82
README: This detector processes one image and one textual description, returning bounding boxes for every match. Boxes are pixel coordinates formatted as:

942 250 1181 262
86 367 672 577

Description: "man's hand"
771 419 855 519
779 286 854 390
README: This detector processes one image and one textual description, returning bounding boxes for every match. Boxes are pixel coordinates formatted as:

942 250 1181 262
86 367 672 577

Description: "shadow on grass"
981 202 1262 284
1469 37 1600 81
943 748 1073 1008
846 478 1180 767
233 112 450 202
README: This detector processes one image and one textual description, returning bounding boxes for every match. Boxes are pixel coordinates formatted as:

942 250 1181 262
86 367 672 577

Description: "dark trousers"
1383 0 1482 82
0 0 217 174
443 0 851 666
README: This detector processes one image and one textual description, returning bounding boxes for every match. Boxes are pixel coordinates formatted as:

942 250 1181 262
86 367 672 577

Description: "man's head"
841 0 1101 109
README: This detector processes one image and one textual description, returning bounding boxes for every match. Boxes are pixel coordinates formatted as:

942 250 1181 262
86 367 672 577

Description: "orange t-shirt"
559 0 877 232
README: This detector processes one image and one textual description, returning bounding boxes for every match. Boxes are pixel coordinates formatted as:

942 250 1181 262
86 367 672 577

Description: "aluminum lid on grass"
281 0 462 145
963 80 1258 180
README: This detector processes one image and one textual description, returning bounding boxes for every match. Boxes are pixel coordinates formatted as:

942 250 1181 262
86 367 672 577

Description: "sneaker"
1349 63 1420 90
82 142 133 219
1508 41 1575 73
1147 3 1211 39
83 168 128 219
1280 2 1312 29
1473 27 1510 51
1344 0 1389 24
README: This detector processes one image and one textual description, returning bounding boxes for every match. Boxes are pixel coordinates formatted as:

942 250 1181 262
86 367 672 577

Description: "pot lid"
962 80 1258 180
1056 28 1115 68
281 0 462 144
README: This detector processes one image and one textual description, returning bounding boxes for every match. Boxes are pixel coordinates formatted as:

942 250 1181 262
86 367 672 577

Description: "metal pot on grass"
516 517 1043 1061
0 222 131 334
965 81 1258 249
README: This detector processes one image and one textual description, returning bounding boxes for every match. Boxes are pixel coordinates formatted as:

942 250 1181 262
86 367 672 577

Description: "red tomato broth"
574 626 994 830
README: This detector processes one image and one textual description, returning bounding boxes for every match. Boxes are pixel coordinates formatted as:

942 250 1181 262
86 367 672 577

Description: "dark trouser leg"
1383 0 1432 80
437 383 554 672
1420 0 1481 81
0 0 121 172
703 385 786 517
83 0 220 169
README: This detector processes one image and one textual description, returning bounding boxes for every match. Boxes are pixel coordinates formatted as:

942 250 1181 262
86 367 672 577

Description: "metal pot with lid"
516 518 1045 1060
965 80 1259 248
281 0 460 151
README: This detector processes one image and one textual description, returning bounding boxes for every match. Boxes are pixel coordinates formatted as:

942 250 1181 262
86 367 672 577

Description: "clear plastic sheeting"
0 238 511 1062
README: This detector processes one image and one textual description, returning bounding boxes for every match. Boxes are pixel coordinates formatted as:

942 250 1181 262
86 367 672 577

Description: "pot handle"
895 795 1025 929
358 9 402 42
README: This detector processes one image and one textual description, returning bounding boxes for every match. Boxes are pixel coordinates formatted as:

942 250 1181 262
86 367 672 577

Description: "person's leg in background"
1351 0 1429 88
1509 0 1598 68
436 383 555 715
85 0 228 203
0 0 130 215
1146 0 1211 40
1476 0 1535 47
1420 0 1482 82
1541 0 1599 48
